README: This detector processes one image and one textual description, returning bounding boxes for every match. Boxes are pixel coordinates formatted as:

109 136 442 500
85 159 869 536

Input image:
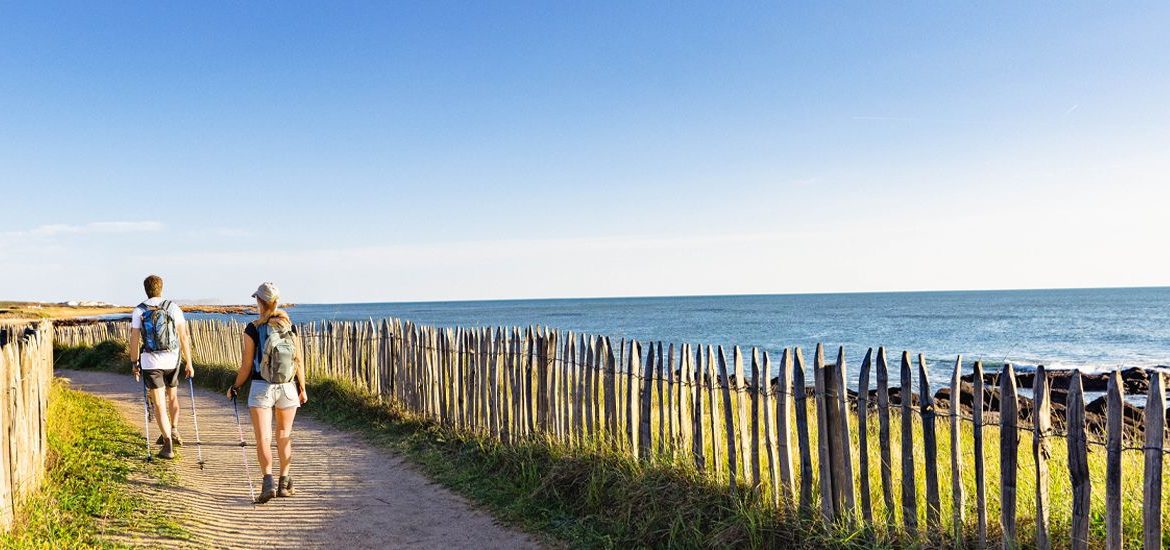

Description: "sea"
183 287 1170 387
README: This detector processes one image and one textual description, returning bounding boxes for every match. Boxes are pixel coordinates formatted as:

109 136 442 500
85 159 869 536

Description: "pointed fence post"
813 343 835 522
973 360 988 548
761 350 779 507
876 347 895 524
777 348 795 505
900 351 918 537
1067 371 1091 550
857 348 874 524
734 347 751 485
1000 363 1019 549
1143 372 1165 550
1033 365 1051 550
1105 370 1123 550
949 355 965 545
750 348 763 494
793 347 814 516
919 354 941 535
717 346 738 492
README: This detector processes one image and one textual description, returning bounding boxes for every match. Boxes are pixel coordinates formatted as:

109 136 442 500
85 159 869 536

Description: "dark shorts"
143 368 180 390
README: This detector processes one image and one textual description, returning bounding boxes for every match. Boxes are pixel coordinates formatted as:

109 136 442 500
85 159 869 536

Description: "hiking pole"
231 391 257 505
137 362 153 463
187 377 205 470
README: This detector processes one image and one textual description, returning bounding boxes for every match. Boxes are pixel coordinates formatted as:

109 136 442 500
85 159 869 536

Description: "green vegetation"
52 341 1170 548
0 378 187 548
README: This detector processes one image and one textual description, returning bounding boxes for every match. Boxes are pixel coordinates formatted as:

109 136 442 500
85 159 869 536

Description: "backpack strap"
253 322 268 376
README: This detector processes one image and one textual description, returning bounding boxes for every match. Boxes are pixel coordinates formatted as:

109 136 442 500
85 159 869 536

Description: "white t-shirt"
130 297 186 371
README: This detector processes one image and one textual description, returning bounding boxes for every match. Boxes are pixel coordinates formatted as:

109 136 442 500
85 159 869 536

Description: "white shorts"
248 380 300 410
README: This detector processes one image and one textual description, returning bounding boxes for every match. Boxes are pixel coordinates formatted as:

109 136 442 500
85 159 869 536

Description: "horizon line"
240 283 1170 307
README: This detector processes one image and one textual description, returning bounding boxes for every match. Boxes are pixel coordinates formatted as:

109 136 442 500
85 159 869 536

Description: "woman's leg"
250 407 273 475
274 406 298 477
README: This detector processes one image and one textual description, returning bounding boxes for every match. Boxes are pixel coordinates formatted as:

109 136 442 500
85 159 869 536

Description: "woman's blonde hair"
256 298 291 327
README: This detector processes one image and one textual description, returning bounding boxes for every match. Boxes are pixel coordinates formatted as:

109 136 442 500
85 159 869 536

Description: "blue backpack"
139 300 178 353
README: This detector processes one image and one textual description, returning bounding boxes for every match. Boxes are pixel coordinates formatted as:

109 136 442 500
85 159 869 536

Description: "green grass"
0 378 188 548
54 342 865 548
53 341 1169 548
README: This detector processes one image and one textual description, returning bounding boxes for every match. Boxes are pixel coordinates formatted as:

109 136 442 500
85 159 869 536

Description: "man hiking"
129 274 194 460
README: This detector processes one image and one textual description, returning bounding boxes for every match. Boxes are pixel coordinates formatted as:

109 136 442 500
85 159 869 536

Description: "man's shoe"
256 475 276 504
156 431 183 446
158 438 175 460
277 476 296 497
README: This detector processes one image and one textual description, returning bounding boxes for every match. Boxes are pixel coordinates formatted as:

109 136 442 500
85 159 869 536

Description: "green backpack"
259 322 297 384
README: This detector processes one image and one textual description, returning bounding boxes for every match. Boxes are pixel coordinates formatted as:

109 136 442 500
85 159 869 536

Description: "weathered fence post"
899 351 918 537
949 355 965 545
761 350 779 506
750 348 763 494
1000 363 1019 548
734 347 751 484
717 346 738 491
1067 370 1090 550
973 360 988 547
919 354 940 536
690 344 705 471
1143 372 1165 550
1033 364 1051 550
876 346 895 524
833 347 856 522
1105 369 1123 550
707 346 723 478
639 342 654 461
628 340 642 459
793 347 814 516
857 348 873 524
814 343 835 522
777 348 795 505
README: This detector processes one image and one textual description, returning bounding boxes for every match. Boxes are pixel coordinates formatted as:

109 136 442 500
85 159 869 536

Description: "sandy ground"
59 369 543 550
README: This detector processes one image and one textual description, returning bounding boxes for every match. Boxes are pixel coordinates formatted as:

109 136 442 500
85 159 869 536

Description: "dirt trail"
59 369 542 550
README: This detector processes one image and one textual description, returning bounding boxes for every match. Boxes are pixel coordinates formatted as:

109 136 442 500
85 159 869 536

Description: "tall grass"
0 379 187 548
53 341 1169 548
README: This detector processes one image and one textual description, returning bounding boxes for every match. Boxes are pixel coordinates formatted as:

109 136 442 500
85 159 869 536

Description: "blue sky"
1 2 1168 304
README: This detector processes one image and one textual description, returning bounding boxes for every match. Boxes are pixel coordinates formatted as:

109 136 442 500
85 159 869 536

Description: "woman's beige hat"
251 282 280 302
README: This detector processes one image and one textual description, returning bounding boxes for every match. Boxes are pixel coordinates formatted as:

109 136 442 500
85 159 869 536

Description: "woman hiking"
227 282 308 503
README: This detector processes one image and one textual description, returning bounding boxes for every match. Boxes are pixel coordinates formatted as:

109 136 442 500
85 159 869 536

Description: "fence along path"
56 319 1170 547
0 322 53 532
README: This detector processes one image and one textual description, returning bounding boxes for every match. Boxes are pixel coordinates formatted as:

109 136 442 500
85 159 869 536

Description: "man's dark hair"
144 275 164 298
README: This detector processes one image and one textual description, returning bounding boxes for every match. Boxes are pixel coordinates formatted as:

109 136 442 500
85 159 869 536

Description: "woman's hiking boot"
158 437 175 460
256 475 276 504
277 476 295 497
156 431 183 446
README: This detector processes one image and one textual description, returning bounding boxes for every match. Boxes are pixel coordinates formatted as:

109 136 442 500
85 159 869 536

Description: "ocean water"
186 287 1170 385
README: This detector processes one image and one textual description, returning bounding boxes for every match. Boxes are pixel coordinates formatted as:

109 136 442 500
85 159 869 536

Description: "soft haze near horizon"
1 2 1168 305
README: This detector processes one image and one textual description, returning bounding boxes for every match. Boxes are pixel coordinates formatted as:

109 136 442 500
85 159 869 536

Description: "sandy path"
59 369 542 550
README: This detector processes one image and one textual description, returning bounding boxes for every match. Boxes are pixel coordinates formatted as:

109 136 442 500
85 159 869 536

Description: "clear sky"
1 2 1168 305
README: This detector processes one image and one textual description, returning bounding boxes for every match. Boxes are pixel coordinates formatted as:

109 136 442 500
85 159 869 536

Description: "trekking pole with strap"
231 391 257 505
187 377 205 470
140 365 153 463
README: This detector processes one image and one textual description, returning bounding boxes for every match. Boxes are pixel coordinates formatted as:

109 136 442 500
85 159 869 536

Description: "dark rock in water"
934 383 975 413
887 386 920 407
1085 395 1146 434
1120 367 1150 394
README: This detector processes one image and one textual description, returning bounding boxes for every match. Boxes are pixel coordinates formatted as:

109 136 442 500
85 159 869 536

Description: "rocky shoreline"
834 366 1170 438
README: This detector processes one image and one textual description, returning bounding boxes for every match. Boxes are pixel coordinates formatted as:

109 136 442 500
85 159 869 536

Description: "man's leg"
166 387 180 432
149 386 172 440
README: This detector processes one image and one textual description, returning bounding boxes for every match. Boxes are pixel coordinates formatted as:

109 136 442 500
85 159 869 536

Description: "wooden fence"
55 318 1169 548
0 321 53 532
